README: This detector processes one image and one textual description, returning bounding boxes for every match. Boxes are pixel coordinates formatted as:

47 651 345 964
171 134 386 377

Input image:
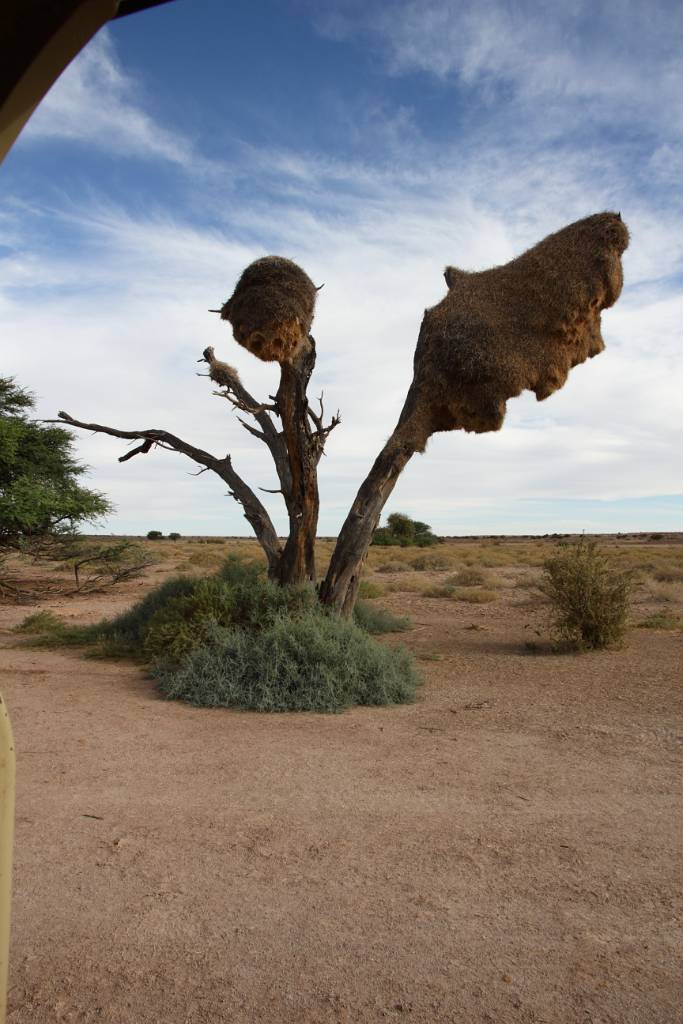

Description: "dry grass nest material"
219 256 318 363
400 212 629 446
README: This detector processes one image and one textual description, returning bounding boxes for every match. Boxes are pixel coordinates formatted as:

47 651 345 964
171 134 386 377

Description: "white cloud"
317 0 683 138
20 31 214 171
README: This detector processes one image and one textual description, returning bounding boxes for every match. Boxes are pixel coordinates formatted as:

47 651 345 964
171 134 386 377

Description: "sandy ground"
0 559 681 1024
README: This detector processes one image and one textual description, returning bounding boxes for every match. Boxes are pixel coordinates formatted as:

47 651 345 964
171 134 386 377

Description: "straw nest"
400 212 629 447
220 257 317 363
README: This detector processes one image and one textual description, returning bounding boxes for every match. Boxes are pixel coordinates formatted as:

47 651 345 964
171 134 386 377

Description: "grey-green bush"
155 614 419 712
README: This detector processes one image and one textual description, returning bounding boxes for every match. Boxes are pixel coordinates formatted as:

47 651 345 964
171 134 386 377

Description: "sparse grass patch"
653 567 683 583
638 613 683 630
14 610 104 649
646 581 683 604
451 588 498 603
410 552 454 571
447 567 489 587
14 610 64 634
386 574 434 594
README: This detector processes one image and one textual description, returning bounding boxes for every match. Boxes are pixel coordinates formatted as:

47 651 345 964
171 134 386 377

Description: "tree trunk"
319 425 418 615
273 341 319 585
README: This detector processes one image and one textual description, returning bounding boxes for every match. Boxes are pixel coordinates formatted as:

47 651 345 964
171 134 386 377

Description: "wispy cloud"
22 31 215 172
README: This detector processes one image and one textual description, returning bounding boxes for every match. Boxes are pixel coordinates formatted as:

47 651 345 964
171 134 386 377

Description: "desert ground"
1 536 681 1024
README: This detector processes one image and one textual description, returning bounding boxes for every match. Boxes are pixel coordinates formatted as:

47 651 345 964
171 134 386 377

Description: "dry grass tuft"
424 584 498 602
410 551 454 571
397 212 629 446
219 256 318 363
646 581 683 605
447 567 490 587
375 561 412 574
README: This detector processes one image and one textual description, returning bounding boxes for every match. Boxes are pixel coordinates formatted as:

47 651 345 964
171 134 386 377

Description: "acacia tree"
55 212 629 615
0 377 111 545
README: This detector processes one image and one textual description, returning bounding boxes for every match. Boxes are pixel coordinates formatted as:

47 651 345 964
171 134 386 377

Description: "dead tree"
53 213 630 612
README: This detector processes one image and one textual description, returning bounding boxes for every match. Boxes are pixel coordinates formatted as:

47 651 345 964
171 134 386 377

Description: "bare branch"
201 346 293 501
50 412 283 574
118 439 153 463
236 417 267 441
216 390 278 416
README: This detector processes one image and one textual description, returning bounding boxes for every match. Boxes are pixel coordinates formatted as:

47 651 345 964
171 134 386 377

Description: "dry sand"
0 554 681 1023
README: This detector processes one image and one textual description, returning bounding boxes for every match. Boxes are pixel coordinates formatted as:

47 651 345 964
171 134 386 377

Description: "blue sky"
2 0 682 535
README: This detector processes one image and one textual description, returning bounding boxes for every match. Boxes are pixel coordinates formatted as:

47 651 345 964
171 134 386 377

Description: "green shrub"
155 613 419 713
101 574 199 649
353 599 410 634
146 530 164 540
542 540 634 650
144 573 317 665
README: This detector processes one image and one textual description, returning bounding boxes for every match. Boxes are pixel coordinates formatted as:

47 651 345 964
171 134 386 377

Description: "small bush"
354 599 410 634
146 530 164 540
14 610 64 634
168 532 181 541
542 540 633 650
14 610 102 648
155 613 419 713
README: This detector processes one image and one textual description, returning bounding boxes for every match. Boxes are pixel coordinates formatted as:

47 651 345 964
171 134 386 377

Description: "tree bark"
319 424 418 615
273 339 319 585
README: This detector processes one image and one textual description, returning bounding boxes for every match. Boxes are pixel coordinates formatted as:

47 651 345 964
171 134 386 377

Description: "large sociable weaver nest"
219 256 318 364
399 212 630 448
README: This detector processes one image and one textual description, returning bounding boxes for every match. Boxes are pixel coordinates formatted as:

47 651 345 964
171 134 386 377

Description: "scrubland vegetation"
13 551 416 712
8 532 683 714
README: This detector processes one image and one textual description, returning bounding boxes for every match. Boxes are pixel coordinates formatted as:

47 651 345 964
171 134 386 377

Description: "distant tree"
373 513 440 548
0 377 111 545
